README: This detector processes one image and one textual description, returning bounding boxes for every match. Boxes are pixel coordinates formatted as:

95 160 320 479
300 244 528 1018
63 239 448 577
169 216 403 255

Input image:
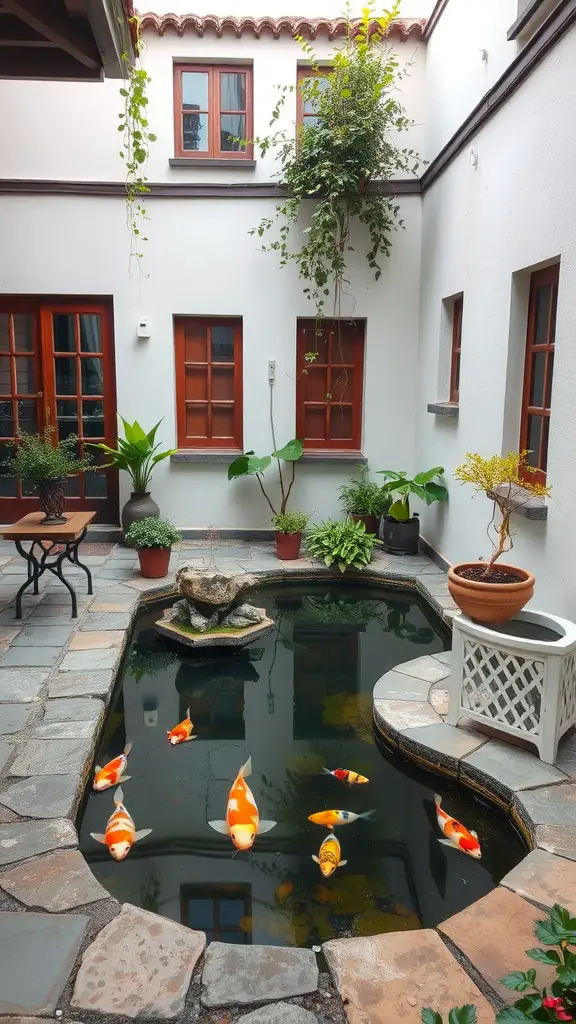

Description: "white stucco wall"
417 23 576 619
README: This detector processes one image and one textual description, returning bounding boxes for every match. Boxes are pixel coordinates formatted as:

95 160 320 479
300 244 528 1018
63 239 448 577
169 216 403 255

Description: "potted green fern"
1 427 92 525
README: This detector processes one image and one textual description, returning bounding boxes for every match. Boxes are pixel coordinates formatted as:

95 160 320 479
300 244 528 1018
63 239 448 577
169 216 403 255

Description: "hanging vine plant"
251 1 422 313
118 15 156 264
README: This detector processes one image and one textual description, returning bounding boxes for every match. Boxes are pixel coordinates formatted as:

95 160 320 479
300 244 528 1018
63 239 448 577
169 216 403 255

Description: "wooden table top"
1 511 97 541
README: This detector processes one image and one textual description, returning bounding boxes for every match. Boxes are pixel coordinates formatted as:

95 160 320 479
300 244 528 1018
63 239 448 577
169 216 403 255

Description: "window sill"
427 402 459 418
507 0 548 39
169 158 257 169
300 451 368 464
492 483 548 521
170 449 242 464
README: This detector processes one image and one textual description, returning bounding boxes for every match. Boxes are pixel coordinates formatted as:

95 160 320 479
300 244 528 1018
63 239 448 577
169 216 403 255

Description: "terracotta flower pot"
448 561 535 625
137 546 171 579
275 532 302 560
350 513 379 535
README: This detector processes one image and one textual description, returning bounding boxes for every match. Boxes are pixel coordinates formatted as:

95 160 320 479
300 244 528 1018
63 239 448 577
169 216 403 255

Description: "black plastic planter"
380 514 419 555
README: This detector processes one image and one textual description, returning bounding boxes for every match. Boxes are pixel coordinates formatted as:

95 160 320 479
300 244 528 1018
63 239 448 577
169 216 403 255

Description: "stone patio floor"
0 538 575 1023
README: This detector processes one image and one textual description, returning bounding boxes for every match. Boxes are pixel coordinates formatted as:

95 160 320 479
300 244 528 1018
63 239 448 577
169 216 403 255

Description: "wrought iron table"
1 511 97 619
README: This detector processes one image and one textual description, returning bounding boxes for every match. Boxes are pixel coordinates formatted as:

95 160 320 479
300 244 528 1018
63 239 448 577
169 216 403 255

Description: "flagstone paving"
0 538 574 1022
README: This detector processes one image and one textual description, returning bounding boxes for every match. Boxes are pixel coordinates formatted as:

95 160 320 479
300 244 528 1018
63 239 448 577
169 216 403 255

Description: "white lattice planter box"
447 610 576 764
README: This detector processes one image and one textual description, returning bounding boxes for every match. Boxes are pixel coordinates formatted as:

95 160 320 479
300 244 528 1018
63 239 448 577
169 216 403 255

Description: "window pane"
185 324 207 362
55 356 77 394
220 114 245 152
187 898 213 929
534 284 551 345
53 314 76 352
81 357 103 396
525 415 542 468
16 358 35 395
183 113 208 152
85 471 107 497
13 314 33 352
529 351 546 408
57 399 79 440
212 367 234 401
219 931 245 944
186 403 208 438
66 474 80 496
302 75 329 114
0 315 8 352
0 401 14 438
79 314 102 353
185 368 208 401
304 406 326 440
220 72 246 111
304 368 328 402
302 114 321 128
211 326 234 362
331 369 353 403
545 351 554 407
302 329 327 363
82 400 105 438
211 405 234 438
219 898 245 926
17 399 36 434
0 356 11 394
0 474 17 496
330 330 355 363
453 353 461 396
182 72 208 110
330 405 353 440
541 417 550 472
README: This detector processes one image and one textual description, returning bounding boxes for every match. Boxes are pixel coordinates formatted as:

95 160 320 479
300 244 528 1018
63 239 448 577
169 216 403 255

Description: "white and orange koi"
167 707 196 745
312 832 348 878
435 795 482 859
90 786 152 861
308 809 375 829
93 742 132 792
208 756 276 851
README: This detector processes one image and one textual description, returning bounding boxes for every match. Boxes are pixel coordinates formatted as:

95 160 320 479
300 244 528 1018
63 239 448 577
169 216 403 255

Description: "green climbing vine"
251 1 422 313
119 16 156 264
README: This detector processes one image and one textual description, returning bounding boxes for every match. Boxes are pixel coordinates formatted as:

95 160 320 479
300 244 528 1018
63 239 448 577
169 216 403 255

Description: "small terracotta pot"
448 561 535 625
275 532 302 560
137 546 171 579
350 513 379 535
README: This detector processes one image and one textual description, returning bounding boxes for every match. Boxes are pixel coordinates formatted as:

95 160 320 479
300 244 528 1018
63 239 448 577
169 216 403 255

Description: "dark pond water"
79 582 526 947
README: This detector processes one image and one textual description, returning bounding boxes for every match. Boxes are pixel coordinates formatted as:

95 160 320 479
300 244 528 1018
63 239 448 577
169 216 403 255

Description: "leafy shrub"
125 517 181 550
339 472 389 517
378 467 448 521
305 519 376 572
273 510 310 534
1 426 92 483
92 417 175 493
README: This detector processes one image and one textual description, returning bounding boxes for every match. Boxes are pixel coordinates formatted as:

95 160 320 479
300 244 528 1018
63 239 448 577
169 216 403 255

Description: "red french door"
0 298 118 524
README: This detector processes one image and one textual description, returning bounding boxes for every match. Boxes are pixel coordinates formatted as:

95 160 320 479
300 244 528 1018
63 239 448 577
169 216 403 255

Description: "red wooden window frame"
449 295 463 403
173 64 253 159
174 317 243 450
296 319 364 451
519 264 559 484
296 66 332 130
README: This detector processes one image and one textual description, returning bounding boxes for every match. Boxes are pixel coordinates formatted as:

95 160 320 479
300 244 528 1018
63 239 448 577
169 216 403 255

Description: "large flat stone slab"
71 902 205 1018
43 696 103 723
394 655 450 683
10 737 91 776
323 930 493 1023
48 670 114 697
0 910 88 1014
439 887 556 1003
518 784 576 827
400 723 487 768
33 720 98 740
0 739 13 772
0 774 80 818
12 625 75 647
0 849 108 910
536 824 576 860
79 612 131 631
501 848 576 908
238 1006 318 1024
0 668 48 702
461 739 567 799
0 646 61 667
0 817 77 865
201 942 319 1008
373 699 441 736
69 629 124 650
373 669 432 702
60 649 119 671
0 704 34 735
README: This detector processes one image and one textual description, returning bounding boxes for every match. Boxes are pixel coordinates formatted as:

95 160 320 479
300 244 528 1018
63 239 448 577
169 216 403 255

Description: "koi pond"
80 581 526 947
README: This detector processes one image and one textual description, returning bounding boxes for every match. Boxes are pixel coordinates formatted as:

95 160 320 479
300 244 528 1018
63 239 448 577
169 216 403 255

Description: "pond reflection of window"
293 628 359 739
178 682 245 740
181 884 251 943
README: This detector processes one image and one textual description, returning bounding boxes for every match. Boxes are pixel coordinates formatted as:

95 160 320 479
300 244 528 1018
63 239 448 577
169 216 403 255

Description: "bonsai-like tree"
454 452 551 572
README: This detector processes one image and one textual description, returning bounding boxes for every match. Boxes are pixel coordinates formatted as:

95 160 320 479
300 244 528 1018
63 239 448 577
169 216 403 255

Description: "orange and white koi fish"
308 809 375 829
93 742 132 792
322 768 369 785
90 786 152 861
312 832 348 878
167 707 196 745
208 756 276 851
435 795 481 859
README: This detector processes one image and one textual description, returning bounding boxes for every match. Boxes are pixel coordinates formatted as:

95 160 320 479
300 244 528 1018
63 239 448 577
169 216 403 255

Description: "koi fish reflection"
208 756 277 852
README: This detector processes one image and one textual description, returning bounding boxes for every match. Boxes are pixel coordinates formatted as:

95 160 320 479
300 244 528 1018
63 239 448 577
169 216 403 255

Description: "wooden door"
0 298 118 524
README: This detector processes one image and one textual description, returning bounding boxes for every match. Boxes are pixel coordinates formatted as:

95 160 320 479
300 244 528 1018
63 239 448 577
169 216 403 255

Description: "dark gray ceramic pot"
121 492 160 536
380 513 420 555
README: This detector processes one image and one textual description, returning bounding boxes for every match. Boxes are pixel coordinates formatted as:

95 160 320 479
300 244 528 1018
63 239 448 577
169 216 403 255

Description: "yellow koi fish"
312 832 347 877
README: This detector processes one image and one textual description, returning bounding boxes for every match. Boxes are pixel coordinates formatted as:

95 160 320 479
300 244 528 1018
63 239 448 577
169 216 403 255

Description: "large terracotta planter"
448 561 535 625
137 546 171 579
350 513 379 535
275 532 302 560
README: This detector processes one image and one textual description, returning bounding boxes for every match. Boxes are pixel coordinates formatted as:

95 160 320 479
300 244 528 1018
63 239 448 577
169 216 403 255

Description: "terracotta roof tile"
140 13 425 41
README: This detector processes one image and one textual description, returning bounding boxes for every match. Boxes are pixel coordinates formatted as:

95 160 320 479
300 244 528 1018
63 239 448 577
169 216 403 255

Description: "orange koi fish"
275 880 294 905
308 809 375 829
435 795 481 859
322 768 369 785
208 756 276 851
312 832 348 878
167 707 196 745
93 742 132 792
90 786 152 861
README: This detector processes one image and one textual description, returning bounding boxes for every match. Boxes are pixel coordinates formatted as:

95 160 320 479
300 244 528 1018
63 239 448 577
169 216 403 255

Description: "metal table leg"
13 528 92 618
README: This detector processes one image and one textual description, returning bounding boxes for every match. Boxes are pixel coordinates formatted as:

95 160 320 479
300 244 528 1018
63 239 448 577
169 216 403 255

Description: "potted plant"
272 509 310 560
449 452 551 623
377 468 448 555
228 439 305 545
92 417 176 535
338 470 390 535
124 517 181 579
305 519 376 573
1 426 92 525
